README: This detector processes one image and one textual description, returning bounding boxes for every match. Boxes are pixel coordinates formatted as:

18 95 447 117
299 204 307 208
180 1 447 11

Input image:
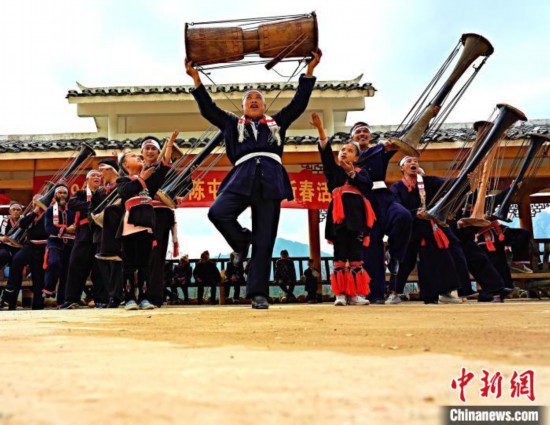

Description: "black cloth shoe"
106 298 121 308
251 295 269 309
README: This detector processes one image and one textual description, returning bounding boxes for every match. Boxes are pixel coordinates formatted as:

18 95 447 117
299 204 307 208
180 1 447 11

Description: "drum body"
185 14 318 66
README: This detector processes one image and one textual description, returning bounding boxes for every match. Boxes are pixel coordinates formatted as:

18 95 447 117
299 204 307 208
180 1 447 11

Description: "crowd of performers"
0 49 535 310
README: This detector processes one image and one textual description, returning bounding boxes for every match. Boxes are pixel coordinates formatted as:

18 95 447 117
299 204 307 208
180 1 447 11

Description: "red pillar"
307 209 322 293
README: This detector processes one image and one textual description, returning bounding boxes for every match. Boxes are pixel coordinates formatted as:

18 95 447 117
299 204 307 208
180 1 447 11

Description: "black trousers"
122 231 153 303
224 278 242 299
198 282 217 304
148 208 173 306
456 227 504 295
485 241 513 289
305 279 317 301
4 243 46 309
208 176 281 298
504 227 531 263
44 241 74 305
97 259 123 302
396 221 459 302
333 227 363 262
0 245 17 270
446 228 474 296
64 240 107 304
362 193 413 301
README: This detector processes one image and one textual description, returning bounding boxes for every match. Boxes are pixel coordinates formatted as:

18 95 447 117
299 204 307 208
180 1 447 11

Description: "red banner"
33 175 86 198
177 168 330 209
33 168 330 210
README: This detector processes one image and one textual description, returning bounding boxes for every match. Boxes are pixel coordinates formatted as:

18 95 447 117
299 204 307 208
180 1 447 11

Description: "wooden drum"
185 13 318 67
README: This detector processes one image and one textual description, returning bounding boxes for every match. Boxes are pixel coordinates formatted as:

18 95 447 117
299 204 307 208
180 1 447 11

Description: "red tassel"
363 199 376 228
362 236 370 247
485 239 496 252
337 270 347 295
332 188 345 224
152 240 158 248
498 233 505 242
173 241 179 258
421 239 426 247
345 269 356 297
43 248 49 270
433 227 450 249
330 272 340 295
351 265 370 296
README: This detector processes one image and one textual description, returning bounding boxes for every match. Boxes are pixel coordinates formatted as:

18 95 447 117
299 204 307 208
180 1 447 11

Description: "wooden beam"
0 179 33 190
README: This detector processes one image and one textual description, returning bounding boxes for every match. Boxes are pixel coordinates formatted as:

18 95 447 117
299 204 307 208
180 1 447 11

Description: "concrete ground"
0 301 548 425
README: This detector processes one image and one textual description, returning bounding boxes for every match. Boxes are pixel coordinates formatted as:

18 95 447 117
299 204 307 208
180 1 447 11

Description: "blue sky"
1 0 548 255
1 0 548 134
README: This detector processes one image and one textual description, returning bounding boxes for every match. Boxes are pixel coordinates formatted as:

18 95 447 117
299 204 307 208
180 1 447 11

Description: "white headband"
98 163 118 173
242 90 265 106
55 185 68 194
351 125 371 136
141 139 161 152
399 156 415 167
86 169 101 179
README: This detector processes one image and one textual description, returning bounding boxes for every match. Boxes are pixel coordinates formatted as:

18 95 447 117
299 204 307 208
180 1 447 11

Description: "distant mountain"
222 237 330 258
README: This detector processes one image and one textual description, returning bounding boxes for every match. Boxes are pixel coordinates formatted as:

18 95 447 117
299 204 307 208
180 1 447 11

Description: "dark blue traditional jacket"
390 176 446 216
357 144 396 183
191 74 316 200
44 204 76 248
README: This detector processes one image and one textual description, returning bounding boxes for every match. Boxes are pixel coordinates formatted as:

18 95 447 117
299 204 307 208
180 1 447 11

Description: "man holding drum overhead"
185 49 321 309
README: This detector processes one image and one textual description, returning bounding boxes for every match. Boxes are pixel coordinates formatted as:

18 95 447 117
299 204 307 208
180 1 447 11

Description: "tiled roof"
66 75 375 98
1 122 547 154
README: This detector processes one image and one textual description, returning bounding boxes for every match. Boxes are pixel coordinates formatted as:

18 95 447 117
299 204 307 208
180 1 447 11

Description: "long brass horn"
427 103 527 225
156 131 225 208
35 142 96 210
391 33 494 156
492 133 550 221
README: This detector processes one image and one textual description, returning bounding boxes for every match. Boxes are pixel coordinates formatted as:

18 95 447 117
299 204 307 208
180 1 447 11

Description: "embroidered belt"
125 196 153 212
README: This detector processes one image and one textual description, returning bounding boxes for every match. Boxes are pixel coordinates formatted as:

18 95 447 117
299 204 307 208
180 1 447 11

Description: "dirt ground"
0 301 548 425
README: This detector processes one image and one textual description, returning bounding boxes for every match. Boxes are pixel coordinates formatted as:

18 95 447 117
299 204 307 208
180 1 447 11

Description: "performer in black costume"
116 152 170 310
61 170 107 308
0 199 48 310
185 49 321 309
390 157 464 304
94 158 124 307
0 201 24 272
352 123 413 304
311 113 375 306
140 136 179 307
42 184 76 305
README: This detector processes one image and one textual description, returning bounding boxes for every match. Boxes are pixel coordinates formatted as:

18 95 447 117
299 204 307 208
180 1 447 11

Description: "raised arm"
68 190 89 213
186 58 231 129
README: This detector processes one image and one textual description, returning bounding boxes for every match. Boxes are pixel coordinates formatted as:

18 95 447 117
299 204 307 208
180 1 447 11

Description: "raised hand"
306 48 322 77
140 166 155 181
310 112 327 149
185 58 201 87
309 112 323 129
